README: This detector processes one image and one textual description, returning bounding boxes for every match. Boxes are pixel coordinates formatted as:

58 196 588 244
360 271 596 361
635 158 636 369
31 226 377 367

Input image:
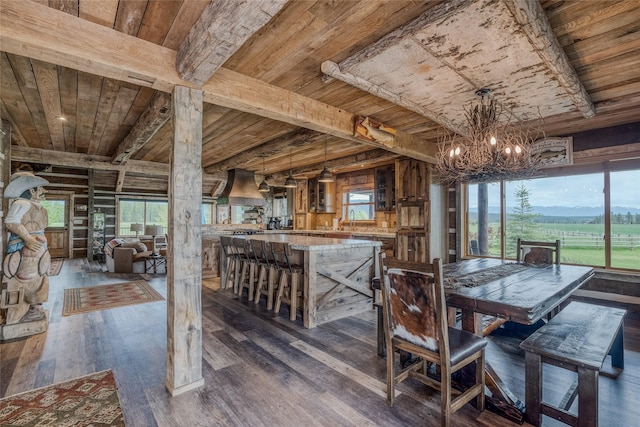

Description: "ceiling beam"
176 0 287 85
0 0 437 163
11 146 227 181
267 148 399 182
111 91 172 165
322 61 468 138
322 0 595 133
503 0 595 118
205 129 323 173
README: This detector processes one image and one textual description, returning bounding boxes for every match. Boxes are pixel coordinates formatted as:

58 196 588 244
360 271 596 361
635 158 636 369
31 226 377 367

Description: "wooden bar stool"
272 242 303 321
253 240 277 309
233 237 255 301
230 237 246 294
219 235 239 290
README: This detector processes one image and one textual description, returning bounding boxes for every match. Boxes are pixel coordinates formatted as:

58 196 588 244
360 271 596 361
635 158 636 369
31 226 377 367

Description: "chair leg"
441 364 452 427
266 266 277 310
224 257 236 290
233 258 241 294
476 352 485 411
274 272 287 314
237 262 249 297
386 339 395 406
247 262 256 302
254 265 267 304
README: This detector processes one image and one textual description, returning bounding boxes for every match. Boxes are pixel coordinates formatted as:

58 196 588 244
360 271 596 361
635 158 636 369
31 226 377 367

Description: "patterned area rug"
0 370 125 426
48 259 64 276
62 280 164 316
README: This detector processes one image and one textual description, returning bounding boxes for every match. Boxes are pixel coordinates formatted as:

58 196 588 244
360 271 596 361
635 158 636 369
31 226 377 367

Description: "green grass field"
468 221 640 270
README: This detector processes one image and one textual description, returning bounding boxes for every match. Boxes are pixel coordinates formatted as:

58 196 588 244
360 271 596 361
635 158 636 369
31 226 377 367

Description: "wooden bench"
519 301 626 427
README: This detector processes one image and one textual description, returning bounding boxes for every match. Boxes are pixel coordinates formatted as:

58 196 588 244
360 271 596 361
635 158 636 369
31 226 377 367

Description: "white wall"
429 182 447 261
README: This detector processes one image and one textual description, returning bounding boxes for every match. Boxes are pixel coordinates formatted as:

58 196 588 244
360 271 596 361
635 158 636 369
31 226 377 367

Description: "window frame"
116 196 168 237
341 185 376 223
462 161 639 273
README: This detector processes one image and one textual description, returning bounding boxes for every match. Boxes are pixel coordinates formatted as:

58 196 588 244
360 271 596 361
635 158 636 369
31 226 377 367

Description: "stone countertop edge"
246 234 383 251
266 229 396 238
202 230 396 238
289 240 382 251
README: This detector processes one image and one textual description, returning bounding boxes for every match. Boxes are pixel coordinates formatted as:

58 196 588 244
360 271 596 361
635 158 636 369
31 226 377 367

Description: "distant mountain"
469 205 640 217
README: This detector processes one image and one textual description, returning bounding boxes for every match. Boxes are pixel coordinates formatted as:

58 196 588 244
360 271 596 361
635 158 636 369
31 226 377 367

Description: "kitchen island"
220 234 381 328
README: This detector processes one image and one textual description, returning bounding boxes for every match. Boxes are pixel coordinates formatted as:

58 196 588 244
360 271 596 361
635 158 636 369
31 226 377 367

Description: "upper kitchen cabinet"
374 165 396 212
308 177 335 213
396 159 430 201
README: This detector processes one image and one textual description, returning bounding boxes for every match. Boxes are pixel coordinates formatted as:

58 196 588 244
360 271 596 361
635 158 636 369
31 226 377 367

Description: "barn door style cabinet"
395 159 430 263
374 165 396 212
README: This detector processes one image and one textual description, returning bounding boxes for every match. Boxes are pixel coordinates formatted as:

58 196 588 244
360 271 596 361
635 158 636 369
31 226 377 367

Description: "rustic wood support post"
165 85 204 396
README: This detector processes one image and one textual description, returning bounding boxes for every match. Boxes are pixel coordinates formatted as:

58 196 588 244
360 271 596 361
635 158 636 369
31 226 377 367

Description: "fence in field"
539 229 638 249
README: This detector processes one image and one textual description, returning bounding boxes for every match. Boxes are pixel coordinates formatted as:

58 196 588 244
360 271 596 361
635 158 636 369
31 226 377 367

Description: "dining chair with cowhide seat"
381 258 488 427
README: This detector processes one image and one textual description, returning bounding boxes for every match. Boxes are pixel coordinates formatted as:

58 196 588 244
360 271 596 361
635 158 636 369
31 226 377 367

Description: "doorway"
41 193 70 258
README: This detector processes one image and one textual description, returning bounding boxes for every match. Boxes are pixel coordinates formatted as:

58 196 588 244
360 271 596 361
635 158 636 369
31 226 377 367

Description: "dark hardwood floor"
1 259 638 426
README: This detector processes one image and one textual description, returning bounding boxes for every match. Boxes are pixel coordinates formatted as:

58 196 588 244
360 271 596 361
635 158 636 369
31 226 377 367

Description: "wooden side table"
145 255 166 274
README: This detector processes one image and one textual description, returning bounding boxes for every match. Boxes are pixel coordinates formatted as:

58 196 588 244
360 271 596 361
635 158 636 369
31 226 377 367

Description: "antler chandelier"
435 89 543 185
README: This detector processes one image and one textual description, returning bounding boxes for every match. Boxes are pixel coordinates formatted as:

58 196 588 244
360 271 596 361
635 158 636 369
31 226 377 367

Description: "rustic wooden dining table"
442 258 595 422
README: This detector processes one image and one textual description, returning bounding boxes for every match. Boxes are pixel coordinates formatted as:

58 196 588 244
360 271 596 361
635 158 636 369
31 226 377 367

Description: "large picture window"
467 182 501 257
118 198 168 236
465 167 639 272
610 169 640 269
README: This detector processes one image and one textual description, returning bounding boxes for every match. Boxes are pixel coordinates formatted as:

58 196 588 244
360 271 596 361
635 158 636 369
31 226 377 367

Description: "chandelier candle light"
435 89 543 185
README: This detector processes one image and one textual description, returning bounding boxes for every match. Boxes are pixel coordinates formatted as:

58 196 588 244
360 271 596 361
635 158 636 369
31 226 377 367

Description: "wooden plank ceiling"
1 0 640 192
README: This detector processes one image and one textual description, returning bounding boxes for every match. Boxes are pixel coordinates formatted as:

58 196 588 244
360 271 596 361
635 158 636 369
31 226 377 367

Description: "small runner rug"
443 262 531 290
48 259 64 276
0 369 125 426
62 280 164 316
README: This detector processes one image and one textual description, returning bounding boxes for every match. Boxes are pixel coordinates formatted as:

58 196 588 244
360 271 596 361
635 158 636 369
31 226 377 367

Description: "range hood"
217 168 266 206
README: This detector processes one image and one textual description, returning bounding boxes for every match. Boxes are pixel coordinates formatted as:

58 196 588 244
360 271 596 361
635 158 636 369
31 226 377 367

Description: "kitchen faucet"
349 209 355 229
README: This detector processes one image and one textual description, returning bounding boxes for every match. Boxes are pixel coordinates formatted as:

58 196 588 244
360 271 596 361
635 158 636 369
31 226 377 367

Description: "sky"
469 169 639 208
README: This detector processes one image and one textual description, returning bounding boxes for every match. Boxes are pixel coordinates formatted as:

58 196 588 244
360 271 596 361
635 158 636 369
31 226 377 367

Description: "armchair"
104 239 152 273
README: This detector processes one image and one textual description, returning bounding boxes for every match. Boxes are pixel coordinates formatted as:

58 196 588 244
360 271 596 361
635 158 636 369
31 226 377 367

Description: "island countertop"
221 234 380 328
235 233 381 251
262 229 396 238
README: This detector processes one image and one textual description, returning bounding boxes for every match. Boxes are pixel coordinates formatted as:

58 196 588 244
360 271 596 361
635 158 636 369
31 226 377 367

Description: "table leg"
577 367 598 427
461 309 482 336
460 308 525 423
611 327 624 369
524 352 542 426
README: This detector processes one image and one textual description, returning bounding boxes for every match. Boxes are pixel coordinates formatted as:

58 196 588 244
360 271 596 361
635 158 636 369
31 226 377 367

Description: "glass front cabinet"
375 165 396 211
